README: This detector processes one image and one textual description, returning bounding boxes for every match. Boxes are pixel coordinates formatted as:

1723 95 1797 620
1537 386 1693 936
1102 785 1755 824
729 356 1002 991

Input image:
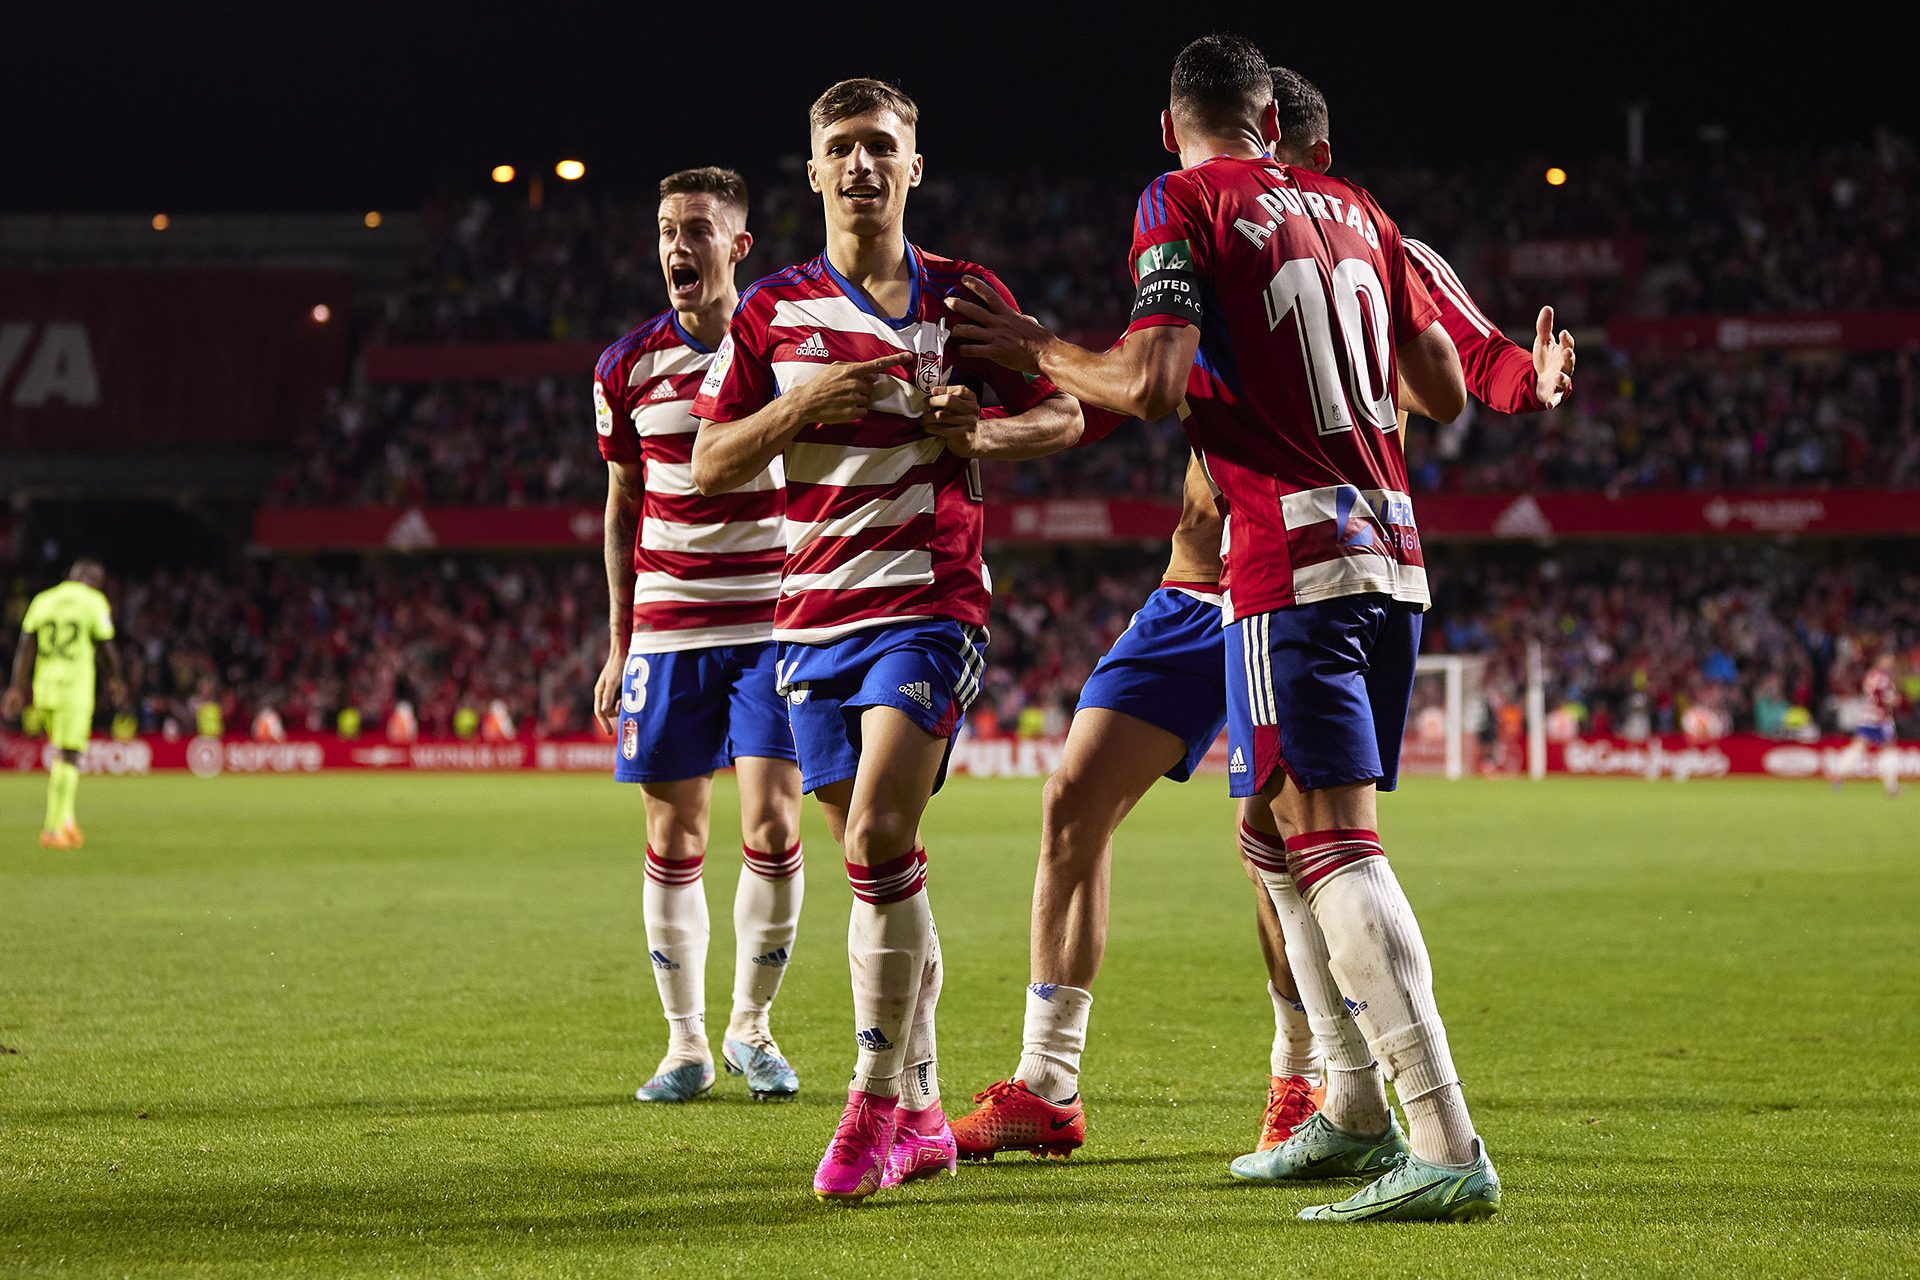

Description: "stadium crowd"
274 134 1920 507
381 135 1919 345
4 545 1913 746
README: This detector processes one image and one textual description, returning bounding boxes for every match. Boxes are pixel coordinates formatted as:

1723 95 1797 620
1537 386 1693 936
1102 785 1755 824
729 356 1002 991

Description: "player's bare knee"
843 807 918 865
645 815 708 862
743 812 800 855
1041 767 1119 846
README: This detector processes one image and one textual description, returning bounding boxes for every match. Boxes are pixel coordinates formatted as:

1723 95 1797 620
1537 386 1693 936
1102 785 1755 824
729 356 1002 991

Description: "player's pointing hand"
801 353 912 424
1533 305 1576 408
947 275 1051 375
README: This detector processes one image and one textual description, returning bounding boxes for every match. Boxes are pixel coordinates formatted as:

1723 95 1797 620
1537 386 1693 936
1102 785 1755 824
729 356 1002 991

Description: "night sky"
6 4 1907 214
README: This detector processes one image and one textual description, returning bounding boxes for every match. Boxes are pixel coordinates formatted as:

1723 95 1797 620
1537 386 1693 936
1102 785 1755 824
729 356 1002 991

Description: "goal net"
1401 654 1490 780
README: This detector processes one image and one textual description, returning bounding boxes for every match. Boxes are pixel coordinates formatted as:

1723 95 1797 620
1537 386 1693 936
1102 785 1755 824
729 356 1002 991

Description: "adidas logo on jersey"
648 380 678 401
856 1026 893 1052
898 681 934 710
648 949 680 971
751 946 790 968
1229 746 1248 773
793 332 830 358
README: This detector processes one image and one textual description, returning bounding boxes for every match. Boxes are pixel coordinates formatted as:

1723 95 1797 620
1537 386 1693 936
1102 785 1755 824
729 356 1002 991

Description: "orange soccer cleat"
951 1079 1085 1160
60 822 85 850
38 828 74 850
1256 1074 1326 1152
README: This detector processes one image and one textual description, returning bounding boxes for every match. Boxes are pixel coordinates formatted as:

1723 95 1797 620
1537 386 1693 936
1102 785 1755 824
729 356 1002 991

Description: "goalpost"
1402 648 1547 781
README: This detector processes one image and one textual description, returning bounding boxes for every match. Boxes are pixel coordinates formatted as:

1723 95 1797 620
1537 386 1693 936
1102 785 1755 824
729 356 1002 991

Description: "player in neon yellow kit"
4 560 125 849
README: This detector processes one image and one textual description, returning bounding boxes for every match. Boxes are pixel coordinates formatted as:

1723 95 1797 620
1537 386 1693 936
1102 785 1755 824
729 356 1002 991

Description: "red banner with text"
9 731 1914 783
252 488 1920 553
0 270 352 451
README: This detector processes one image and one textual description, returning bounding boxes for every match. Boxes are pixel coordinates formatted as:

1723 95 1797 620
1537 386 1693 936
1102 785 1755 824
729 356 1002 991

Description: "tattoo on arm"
604 464 642 650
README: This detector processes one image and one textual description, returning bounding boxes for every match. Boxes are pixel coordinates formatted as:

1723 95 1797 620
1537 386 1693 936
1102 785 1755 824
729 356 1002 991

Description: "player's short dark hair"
808 78 919 136
1270 65 1329 150
1170 33 1272 134
658 166 749 217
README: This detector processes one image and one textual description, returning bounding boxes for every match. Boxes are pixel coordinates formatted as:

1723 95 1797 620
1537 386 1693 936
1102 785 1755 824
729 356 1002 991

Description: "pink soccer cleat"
881 1105 958 1188
813 1089 898 1203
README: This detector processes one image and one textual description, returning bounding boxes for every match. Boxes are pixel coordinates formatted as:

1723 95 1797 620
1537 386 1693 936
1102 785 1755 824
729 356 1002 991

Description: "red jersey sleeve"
691 292 777 423
1076 403 1131 446
1124 171 1210 336
1369 200 1442 345
593 344 640 464
950 267 1061 413
1403 238 1546 415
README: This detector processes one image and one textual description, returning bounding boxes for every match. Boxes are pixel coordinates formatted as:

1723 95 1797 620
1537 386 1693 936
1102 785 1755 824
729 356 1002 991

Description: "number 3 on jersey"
621 655 651 714
1262 257 1397 436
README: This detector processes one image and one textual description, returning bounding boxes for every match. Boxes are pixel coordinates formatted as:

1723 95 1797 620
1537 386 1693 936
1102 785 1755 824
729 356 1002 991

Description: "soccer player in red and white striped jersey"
591 168 806 1108
952 37 1499 1223
692 79 1081 1202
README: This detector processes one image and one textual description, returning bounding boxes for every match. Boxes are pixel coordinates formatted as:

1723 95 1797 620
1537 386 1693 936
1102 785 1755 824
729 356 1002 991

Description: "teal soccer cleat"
723 1037 800 1101
1297 1139 1501 1223
1229 1111 1410 1182
635 1061 715 1103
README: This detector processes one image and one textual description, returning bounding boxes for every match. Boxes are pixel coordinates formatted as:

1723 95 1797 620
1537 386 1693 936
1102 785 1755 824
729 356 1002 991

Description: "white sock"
1016 982 1092 1104
845 850 933 1098
1879 746 1903 795
1241 822 1387 1134
1298 834 1478 1166
644 847 710 1067
1268 981 1322 1082
899 925 944 1114
728 841 804 1043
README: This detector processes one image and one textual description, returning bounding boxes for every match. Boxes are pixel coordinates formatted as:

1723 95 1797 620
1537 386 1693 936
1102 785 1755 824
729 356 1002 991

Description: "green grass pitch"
2 772 1916 1277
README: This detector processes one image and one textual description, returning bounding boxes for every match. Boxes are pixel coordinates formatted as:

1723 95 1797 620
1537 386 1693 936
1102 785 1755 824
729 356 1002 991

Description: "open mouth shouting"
840 182 884 214
668 261 702 301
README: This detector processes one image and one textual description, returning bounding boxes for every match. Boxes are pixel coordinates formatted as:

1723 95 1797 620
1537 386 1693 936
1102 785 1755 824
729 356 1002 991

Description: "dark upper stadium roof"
5 4 1907 215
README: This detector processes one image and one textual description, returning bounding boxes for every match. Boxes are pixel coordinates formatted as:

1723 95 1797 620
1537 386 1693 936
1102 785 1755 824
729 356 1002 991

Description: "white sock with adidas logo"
728 842 804 1046
644 848 710 1070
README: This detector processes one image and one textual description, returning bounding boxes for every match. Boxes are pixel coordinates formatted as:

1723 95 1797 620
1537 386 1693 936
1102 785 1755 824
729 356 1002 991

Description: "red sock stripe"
845 848 928 904
744 841 804 879
1238 821 1291 876
1283 828 1383 894
645 847 704 887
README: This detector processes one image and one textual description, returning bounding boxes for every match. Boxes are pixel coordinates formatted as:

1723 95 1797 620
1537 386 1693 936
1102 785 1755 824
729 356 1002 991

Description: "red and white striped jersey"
1124 157 1440 621
596 311 784 654
693 244 1059 644
1864 667 1900 728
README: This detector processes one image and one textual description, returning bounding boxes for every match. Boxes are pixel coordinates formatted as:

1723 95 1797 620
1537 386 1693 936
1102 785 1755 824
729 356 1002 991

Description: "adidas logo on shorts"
794 332 830 358
1229 746 1248 773
898 681 934 710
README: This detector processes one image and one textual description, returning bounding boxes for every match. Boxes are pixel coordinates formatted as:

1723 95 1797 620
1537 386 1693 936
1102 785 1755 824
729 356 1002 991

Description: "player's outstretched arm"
946 277 1198 422
1397 321 1467 424
592 460 642 734
691 353 909 495
924 386 1084 460
2 631 34 721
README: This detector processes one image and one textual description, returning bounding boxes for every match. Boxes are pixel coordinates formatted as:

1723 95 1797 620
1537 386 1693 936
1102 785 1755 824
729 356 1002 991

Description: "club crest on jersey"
914 349 944 393
621 718 639 761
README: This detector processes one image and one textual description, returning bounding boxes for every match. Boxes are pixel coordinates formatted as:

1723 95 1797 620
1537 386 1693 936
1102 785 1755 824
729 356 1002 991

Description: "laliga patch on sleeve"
593 381 613 436
1130 239 1203 324
700 335 735 399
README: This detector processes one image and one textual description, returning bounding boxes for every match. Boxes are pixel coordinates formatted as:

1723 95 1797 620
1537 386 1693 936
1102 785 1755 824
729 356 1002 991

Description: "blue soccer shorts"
1075 586 1227 782
614 641 797 784
776 619 988 794
1855 724 1892 746
1224 593 1423 798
